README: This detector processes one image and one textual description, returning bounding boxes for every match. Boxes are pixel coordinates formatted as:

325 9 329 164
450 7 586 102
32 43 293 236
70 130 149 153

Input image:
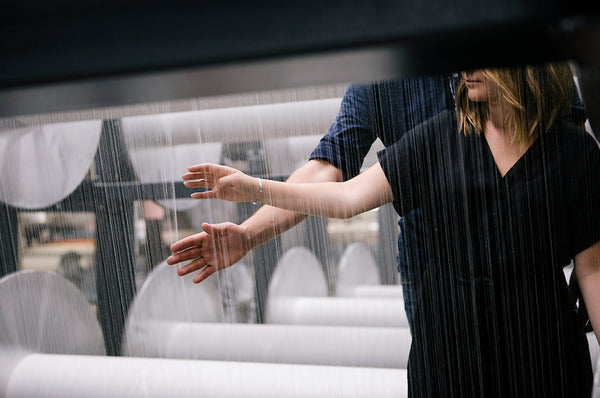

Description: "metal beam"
0 1 597 118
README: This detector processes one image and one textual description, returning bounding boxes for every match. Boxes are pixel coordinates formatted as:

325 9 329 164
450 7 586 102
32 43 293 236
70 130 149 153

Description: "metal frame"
0 120 198 355
1 1 597 117
0 120 292 354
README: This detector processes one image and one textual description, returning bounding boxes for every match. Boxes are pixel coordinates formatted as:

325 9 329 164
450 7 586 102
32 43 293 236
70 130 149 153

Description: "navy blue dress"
378 110 599 397
309 78 586 334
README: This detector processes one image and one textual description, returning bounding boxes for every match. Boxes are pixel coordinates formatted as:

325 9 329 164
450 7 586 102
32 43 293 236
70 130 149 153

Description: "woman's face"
461 70 498 103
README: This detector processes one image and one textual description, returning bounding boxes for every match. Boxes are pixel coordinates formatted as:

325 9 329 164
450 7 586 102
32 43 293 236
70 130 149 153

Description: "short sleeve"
377 110 456 217
570 132 600 255
309 83 378 179
309 76 455 180
377 136 418 216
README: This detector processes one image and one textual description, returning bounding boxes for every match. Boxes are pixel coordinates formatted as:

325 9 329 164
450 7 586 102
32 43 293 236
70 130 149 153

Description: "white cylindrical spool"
342 285 404 299
6 354 407 398
122 99 341 210
267 297 408 328
124 322 411 368
121 98 342 147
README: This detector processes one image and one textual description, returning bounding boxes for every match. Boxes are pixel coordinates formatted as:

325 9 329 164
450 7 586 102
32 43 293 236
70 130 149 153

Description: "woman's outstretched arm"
182 162 393 219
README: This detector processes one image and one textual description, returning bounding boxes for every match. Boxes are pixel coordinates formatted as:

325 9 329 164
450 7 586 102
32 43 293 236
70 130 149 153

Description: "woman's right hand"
182 163 259 203
167 222 251 283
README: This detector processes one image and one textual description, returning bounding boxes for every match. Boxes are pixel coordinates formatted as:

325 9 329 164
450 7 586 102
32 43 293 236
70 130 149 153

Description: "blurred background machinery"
0 1 598 396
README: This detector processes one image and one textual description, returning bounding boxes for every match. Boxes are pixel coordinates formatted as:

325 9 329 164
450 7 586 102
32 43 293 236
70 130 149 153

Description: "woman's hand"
182 163 259 203
167 222 251 283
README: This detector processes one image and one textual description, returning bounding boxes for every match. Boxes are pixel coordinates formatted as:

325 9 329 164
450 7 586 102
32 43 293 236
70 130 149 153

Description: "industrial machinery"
0 1 598 396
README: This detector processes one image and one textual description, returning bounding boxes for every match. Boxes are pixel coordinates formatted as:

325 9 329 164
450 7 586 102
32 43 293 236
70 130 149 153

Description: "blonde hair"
456 63 573 147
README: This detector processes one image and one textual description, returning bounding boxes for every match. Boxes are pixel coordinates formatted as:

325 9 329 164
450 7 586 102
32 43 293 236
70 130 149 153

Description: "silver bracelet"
252 178 263 205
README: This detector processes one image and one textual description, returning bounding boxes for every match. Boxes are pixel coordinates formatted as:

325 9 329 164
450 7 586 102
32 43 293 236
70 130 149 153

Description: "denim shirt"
309 76 455 333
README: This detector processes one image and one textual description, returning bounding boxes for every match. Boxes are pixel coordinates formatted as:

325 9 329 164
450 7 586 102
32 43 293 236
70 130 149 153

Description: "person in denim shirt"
168 75 455 330
307 77 456 333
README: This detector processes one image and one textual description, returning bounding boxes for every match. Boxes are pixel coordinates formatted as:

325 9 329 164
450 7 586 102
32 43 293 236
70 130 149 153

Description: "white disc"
219 262 256 323
123 261 222 356
0 121 101 209
267 246 328 300
0 270 105 355
336 242 380 296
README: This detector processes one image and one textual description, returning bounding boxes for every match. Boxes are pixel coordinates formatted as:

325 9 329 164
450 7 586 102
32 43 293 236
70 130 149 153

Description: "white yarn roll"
267 297 408 328
6 354 407 398
342 285 404 299
124 321 411 368
121 98 342 147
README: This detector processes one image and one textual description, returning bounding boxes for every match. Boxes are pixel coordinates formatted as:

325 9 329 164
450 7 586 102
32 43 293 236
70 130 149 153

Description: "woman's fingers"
169 234 203 255
167 246 203 265
187 163 214 173
181 164 249 202
176 256 209 276
193 266 217 284
181 166 220 185
183 180 213 188
187 163 233 174
181 172 211 181
190 191 218 199
181 167 220 199
170 230 216 251
185 164 233 179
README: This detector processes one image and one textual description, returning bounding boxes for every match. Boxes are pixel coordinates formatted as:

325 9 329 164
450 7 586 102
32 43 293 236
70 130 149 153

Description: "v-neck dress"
378 110 600 397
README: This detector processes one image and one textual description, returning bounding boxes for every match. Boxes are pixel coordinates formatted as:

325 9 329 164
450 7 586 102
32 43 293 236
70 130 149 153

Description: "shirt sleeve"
376 110 455 217
377 135 418 217
309 76 455 181
309 83 378 179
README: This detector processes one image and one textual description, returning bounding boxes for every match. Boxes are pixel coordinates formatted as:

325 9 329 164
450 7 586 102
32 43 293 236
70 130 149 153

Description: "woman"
180 64 600 397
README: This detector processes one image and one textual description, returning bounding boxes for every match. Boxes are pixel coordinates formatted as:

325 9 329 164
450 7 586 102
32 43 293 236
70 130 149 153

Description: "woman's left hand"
182 163 259 203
